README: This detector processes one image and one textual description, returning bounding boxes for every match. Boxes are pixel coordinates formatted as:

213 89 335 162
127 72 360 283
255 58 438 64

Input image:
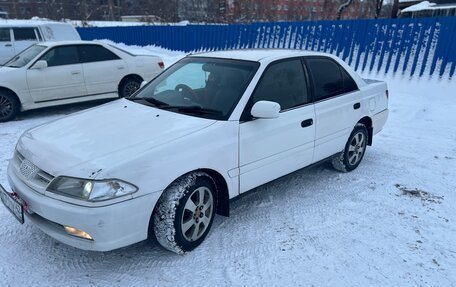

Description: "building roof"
402 1 456 12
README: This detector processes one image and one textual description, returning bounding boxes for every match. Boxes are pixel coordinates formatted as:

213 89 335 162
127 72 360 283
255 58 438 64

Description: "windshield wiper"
160 105 222 115
127 97 168 107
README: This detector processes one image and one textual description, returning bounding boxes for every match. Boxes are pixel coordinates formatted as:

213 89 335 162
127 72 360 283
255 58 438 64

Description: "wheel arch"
358 116 373 146
0 86 21 105
197 168 230 217
147 168 230 242
118 74 144 93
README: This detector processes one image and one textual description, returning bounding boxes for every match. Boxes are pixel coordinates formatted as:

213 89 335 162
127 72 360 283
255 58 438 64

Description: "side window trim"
240 57 310 122
303 56 359 104
34 27 43 41
300 56 314 104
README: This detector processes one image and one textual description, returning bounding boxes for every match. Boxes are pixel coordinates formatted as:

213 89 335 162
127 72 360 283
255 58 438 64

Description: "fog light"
64 226 93 240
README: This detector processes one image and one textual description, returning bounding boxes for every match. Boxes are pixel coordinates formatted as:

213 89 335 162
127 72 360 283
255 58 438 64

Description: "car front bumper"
6 163 161 251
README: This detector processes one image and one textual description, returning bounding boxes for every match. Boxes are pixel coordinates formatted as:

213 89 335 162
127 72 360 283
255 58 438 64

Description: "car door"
304 56 362 162
239 58 316 193
26 45 86 103
0 28 15 64
78 44 126 96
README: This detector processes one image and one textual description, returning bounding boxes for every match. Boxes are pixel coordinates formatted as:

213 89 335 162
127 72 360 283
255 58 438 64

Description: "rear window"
0 28 10 41
13 28 38 41
306 57 358 101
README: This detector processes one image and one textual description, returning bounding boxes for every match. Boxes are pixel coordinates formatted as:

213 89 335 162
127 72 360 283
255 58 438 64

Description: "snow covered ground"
0 50 455 286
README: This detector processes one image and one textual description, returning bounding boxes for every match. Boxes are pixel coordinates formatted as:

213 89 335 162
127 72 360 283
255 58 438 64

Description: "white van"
0 20 80 64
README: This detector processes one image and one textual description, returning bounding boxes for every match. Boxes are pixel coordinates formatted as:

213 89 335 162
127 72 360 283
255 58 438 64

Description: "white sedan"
0 50 389 253
0 41 164 122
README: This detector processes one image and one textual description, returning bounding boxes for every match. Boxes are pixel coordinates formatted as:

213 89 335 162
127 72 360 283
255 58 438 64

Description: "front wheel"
332 123 368 172
152 172 217 254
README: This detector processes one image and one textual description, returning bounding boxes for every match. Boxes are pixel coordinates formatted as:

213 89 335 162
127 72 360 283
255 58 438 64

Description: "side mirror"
140 81 148 89
251 101 281 119
31 60 48 70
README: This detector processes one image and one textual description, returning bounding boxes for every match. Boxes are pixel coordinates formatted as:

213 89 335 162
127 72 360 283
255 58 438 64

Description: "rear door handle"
5 43 12 47
353 103 361 110
301 119 313 128
71 71 81 75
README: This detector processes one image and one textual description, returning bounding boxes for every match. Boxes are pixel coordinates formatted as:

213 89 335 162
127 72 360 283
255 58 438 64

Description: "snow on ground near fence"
0 48 455 286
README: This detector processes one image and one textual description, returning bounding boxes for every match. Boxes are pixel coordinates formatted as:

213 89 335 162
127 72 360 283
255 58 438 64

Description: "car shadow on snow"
14 99 114 122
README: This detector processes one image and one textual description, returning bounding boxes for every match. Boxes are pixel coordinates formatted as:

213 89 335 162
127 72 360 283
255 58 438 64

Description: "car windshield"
4 45 47 68
130 57 259 120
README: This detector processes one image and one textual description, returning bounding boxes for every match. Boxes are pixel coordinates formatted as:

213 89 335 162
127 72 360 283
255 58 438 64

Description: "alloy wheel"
0 95 13 119
180 186 214 242
348 131 366 166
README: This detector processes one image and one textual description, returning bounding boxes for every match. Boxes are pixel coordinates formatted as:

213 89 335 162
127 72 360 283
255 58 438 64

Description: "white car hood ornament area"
16 99 216 176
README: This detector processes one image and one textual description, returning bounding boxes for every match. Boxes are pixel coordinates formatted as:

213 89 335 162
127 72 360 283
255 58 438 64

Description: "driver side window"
39 46 79 67
251 59 309 111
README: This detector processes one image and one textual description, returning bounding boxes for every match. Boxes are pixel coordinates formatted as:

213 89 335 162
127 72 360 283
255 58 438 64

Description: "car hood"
17 99 216 177
0 66 19 73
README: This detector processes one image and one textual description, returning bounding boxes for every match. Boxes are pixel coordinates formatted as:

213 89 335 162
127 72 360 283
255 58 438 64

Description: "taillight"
385 90 389 99
158 61 164 69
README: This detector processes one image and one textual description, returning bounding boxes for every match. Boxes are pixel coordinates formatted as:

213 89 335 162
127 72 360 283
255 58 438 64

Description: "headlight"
47 176 137 201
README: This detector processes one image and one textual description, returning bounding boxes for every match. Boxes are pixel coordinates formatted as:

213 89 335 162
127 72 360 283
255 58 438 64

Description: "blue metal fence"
77 17 456 78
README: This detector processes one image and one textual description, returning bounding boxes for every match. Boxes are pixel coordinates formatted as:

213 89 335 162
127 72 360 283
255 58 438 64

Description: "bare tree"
77 0 101 22
336 0 354 20
391 0 399 18
374 0 384 19
322 0 331 20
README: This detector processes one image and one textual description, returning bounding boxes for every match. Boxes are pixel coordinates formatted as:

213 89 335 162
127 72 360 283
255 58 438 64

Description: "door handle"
117 66 125 70
5 43 12 47
353 103 361 110
71 71 81 75
301 119 313 128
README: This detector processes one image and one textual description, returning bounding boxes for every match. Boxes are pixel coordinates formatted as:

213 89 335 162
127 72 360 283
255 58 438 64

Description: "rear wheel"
119 77 141 98
0 91 19 122
332 123 368 172
152 172 216 254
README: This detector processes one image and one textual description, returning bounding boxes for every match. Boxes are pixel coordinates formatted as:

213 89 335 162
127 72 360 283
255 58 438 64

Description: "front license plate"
0 184 24 224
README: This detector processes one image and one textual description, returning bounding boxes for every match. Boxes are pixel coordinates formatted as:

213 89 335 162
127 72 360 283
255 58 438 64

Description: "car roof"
190 49 330 62
36 40 106 47
0 19 72 27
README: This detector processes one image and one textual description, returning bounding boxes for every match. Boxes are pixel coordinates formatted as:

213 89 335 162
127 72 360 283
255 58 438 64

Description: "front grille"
19 159 39 179
13 151 55 191
36 171 53 185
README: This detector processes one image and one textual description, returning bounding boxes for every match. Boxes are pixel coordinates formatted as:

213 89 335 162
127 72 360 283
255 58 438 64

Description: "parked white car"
0 50 389 253
0 41 164 122
0 20 81 64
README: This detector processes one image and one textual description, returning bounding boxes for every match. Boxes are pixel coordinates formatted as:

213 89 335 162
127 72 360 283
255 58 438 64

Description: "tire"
332 123 368 172
119 77 141 98
153 172 217 254
0 91 19 123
